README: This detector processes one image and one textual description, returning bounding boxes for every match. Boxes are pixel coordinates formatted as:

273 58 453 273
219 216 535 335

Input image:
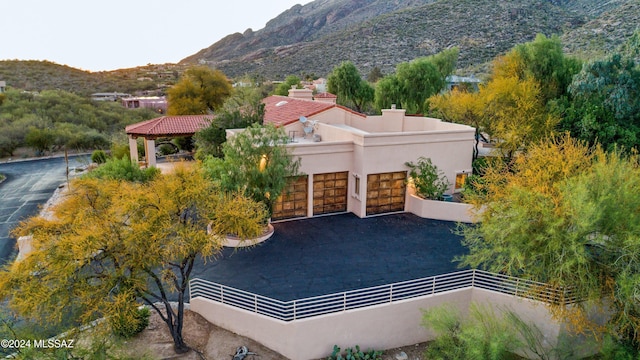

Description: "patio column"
145 138 156 167
128 135 138 164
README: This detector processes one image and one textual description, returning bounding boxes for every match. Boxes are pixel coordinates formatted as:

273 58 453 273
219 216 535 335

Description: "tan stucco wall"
191 287 577 360
406 194 477 223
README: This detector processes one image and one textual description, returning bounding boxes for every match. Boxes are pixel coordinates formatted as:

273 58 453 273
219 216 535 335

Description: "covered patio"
125 115 213 167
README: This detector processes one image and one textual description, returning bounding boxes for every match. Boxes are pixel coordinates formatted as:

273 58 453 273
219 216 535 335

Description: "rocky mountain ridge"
181 0 638 79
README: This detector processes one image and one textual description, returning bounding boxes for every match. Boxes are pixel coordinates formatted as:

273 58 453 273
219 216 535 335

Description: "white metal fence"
189 269 577 321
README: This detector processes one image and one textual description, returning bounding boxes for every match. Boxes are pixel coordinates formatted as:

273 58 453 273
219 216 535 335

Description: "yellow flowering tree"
0 164 266 354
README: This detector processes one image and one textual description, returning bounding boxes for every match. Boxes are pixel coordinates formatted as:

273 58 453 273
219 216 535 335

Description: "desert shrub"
157 143 178 156
110 142 131 160
91 150 108 164
327 345 383 360
84 156 159 183
109 307 150 339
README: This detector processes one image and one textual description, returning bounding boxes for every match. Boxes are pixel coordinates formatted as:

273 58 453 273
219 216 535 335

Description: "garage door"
313 172 348 215
272 175 308 221
366 172 406 216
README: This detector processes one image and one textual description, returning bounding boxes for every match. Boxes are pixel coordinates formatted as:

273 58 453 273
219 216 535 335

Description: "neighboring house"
121 96 167 114
229 88 475 221
0 81 6 93
445 75 481 92
91 92 130 101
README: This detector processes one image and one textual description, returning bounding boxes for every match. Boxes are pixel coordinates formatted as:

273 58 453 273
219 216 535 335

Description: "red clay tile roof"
125 115 213 138
263 95 337 126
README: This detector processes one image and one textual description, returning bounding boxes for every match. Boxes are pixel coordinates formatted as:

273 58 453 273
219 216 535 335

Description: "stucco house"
229 87 476 221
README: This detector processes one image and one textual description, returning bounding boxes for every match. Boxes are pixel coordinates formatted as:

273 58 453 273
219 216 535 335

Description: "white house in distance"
229 87 476 221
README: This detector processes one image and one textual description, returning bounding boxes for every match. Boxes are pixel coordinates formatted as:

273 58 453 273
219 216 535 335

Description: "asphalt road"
0 155 90 265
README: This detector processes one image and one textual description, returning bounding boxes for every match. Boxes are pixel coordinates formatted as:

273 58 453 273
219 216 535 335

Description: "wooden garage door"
272 175 308 221
313 172 348 215
366 172 407 216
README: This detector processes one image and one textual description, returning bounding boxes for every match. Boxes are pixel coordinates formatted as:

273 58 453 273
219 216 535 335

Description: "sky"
2 0 314 72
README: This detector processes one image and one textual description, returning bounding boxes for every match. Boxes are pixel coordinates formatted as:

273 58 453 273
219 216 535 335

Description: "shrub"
110 306 150 339
91 150 108 164
157 143 178 156
405 156 450 200
84 156 159 183
110 142 131 160
327 345 383 360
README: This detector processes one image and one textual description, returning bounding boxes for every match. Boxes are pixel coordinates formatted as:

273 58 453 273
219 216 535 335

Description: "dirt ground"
127 310 429 360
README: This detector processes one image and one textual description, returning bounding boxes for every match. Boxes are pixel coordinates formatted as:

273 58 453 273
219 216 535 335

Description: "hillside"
0 60 187 96
0 0 637 95
181 0 638 79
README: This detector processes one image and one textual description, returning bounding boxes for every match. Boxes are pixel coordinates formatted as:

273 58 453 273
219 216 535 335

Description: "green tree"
375 48 459 114
374 74 402 111
274 75 302 96
203 123 301 218
1 165 266 354
25 127 55 155
560 53 640 151
494 34 581 104
327 61 374 113
167 66 233 115
194 86 265 159
367 66 384 83
458 135 640 347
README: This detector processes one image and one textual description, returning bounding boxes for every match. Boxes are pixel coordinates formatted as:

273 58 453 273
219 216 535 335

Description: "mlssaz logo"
34 339 75 349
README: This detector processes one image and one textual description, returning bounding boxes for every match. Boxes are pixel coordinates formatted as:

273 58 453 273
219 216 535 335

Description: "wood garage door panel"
272 176 308 221
366 172 406 216
313 172 348 215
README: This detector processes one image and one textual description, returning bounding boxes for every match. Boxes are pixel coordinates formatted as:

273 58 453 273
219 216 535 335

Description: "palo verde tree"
167 66 233 115
327 61 374 113
428 89 485 160
202 123 301 219
459 134 640 349
0 164 266 354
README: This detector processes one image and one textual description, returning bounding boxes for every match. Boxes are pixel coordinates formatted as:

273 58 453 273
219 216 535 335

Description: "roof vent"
275 101 288 107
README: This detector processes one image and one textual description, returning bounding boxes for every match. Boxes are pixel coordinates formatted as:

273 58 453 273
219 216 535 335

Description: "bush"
157 143 178 156
91 150 108 164
84 156 159 183
110 306 150 339
405 156 450 200
110 142 131 160
327 345 383 360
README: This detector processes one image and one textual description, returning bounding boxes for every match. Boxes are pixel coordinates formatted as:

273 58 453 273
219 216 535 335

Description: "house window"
353 174 360 199
455 172 469 191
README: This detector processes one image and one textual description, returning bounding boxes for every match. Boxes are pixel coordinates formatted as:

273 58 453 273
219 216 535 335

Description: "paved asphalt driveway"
192 212 468 301
0 155 90 264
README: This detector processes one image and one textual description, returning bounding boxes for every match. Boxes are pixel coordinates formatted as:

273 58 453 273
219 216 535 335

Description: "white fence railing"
189 269 577 321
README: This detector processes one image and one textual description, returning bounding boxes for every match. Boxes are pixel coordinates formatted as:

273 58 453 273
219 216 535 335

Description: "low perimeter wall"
406 194 478 223
191 288 565 360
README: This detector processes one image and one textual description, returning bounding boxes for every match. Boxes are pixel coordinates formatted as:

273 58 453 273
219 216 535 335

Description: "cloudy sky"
2 0 314 72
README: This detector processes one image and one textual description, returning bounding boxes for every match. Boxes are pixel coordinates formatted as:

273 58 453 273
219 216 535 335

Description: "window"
455 172 469 191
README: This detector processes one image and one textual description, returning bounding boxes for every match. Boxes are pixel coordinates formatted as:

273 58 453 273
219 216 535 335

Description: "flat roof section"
191 213 468 301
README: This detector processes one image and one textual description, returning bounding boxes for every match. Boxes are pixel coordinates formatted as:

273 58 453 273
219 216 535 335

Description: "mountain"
181 0 638 79
0 60 187 96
